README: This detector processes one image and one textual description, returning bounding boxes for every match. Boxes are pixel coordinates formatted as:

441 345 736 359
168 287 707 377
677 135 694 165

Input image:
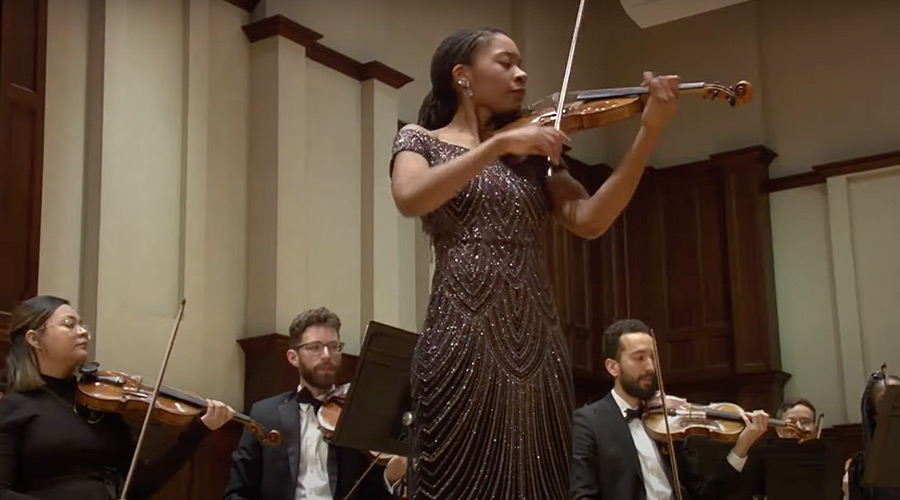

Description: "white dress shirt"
611 388 747 500
295 398 333 500
292 384 401 499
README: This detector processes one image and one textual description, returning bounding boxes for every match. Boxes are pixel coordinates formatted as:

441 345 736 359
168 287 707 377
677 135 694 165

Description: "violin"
642 394 818 444
494 80 752 136
76 362 281 446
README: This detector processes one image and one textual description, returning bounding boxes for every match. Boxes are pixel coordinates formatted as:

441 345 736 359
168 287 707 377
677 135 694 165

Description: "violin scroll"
701 80 753 107
245 420 282 446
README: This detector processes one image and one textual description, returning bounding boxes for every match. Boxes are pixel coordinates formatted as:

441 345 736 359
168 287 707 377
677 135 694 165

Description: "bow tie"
297 389 322 411
624 406 644 422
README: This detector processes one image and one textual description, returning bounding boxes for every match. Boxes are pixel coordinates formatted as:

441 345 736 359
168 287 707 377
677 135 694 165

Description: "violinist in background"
773 398 816 439
223 307 403 500
572 319 770 500
846 369 900 500
0 295 235 500
742 398 818 499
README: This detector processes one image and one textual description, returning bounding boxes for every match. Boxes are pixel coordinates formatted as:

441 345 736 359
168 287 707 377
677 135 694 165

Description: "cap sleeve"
390 127 432 177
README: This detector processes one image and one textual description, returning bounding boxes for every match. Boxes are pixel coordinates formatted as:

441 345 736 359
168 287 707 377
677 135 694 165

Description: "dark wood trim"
30 0 48 305
821 423 863 463
764 171 824 193
0 0 48 310
306 42 413 89
243 15 413 89
359 61 414 90
710 144 777 167
765 149 900 193
221 0 260 12
813 149 900 178
242 15 322 46
0 311 10 346
306 42 363 80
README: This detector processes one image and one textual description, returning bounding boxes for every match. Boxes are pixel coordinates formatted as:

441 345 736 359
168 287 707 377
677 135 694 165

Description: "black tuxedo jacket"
571 392 742 500
223 390 392 500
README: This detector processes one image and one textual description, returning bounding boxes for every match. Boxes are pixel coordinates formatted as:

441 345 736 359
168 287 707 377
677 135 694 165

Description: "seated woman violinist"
0 295 236 500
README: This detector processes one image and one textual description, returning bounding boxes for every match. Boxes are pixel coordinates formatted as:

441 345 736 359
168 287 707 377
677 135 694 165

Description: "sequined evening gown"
391 128 575 500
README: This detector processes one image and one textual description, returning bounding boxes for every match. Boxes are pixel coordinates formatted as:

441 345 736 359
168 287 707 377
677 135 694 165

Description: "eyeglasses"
295 341 344 357
785 417 815 429
41 316 91 340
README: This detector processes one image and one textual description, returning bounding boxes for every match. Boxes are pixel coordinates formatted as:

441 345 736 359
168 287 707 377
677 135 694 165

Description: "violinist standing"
0 295 235 500
572 319 769 500
390 27 679 500
223 307 402 500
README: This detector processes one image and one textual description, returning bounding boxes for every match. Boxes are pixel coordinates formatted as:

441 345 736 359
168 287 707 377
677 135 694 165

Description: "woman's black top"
0 375 208 499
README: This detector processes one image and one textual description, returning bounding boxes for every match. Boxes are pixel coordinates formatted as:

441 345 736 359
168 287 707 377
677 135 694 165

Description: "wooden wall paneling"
0 0 47 313
657 164 706 382
692 165 733 378
1 311 9 387
620 170 667 333
563 161 620 381
236 334 297 412
651 160 736 383
714 147 780 374
146 423 242 500
564 146 786 408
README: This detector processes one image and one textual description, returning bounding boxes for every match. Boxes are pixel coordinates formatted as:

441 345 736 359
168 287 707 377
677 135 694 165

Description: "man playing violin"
571 318 770 500
224 307 404 500
774 398 817 439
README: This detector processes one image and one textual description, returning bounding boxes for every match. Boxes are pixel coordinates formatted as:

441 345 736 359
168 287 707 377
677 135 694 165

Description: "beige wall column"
40 0 250 406
826 175 866 422
93 0 188 376
40 0 90 305
361 79 418 333
245 22 316 338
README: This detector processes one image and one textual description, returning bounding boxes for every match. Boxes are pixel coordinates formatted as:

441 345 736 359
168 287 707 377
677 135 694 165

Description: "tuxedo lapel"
278 392 302 490
599 393 645 484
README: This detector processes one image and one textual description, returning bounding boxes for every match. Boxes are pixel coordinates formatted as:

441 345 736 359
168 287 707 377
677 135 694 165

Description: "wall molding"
222 0 260 12
765 149 900 192
242 15 413 89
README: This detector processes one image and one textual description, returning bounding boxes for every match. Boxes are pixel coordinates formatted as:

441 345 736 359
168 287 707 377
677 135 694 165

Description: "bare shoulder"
400 123 432 136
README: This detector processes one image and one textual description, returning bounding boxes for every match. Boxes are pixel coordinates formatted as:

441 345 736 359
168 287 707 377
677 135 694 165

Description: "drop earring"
458 80 473 98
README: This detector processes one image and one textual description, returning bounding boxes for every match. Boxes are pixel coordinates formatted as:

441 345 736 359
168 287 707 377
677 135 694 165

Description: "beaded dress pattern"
391 127 574 499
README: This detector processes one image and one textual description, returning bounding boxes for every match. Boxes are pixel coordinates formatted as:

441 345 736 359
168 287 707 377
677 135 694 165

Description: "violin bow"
118 298 187 500
650 329 685 500
546 0 586 176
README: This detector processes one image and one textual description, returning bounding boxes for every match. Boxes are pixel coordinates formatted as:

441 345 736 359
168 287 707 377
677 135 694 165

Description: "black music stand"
864 385 900 488
331 321 418 456
762 438 844 500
